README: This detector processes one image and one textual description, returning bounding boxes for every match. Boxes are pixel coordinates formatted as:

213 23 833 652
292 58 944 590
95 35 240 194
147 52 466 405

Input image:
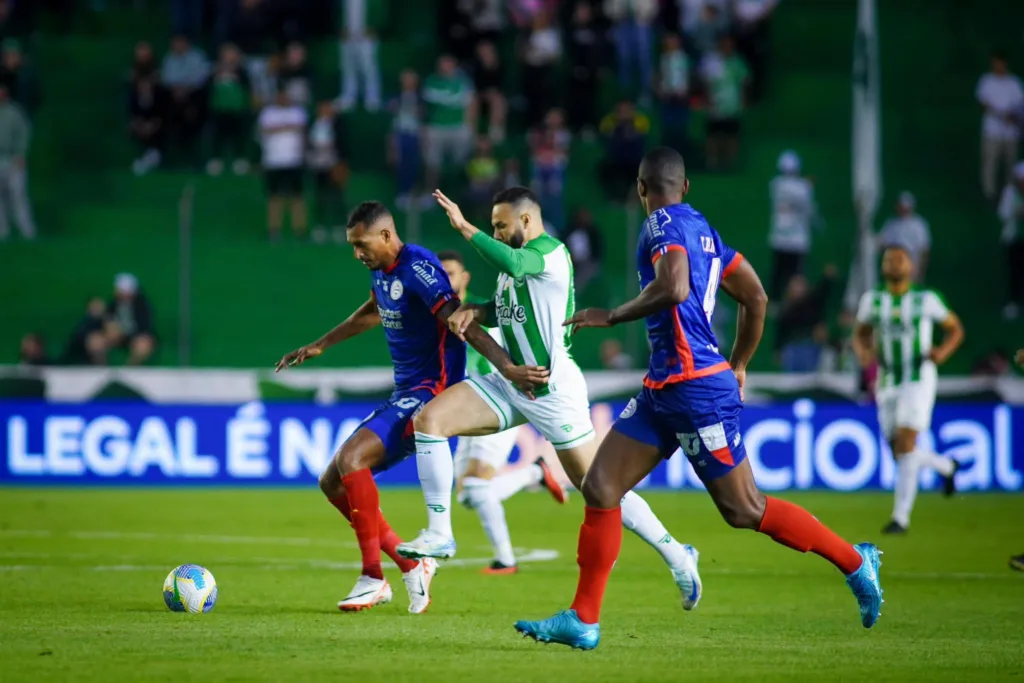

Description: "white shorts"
465 366 595 451
453 427 520 480
875 364 937 440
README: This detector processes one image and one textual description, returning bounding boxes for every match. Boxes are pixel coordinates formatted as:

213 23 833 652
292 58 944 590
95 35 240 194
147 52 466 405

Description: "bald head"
638 146 687 197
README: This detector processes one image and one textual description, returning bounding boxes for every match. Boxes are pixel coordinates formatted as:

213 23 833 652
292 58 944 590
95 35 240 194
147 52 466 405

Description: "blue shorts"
612 370 747 484
353 386 438 474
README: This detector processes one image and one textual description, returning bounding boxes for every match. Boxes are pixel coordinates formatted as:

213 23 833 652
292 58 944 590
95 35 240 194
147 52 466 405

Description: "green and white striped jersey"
493 234 576 386
855 286 950 388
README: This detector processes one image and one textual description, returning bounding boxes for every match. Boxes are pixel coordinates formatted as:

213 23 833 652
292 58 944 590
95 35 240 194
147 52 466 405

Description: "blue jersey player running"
514 147 884 650
275 201 548 615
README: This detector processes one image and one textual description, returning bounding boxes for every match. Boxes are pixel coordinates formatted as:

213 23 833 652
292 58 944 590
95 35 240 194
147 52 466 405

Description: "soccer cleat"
402 557 437 614
882 519 907 535
1010 554 1024 572
514 609 600 650
396 529 457 560
536 459 568 504
942 460 961 497
481 560 519 575
338 575 393 612
845 542 883 628
671 544 703 611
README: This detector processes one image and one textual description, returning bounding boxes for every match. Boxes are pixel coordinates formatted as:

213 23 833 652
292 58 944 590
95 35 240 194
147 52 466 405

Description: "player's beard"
508 230 525 249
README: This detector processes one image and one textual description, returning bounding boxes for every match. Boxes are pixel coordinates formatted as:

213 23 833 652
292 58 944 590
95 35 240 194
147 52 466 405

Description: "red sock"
328 493 352 522
758 496 862 575
340 469 384 580
570 506 623 625
379 511 419 573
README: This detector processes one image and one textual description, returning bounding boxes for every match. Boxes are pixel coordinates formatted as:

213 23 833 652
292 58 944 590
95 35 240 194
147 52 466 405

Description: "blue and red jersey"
637 203 744 388
371 244 466 394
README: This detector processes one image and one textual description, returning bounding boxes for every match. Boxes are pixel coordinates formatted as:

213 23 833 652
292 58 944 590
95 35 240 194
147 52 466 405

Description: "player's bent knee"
412 405 447 437
459 477 494 509
720 501 763 530
580 471 620 509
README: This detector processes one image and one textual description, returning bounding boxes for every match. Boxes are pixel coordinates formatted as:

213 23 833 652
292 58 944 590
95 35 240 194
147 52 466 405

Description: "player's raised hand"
433 189 473 234
502 364 551 400
447 306 476 341
564 308 613 334
274 343 322 372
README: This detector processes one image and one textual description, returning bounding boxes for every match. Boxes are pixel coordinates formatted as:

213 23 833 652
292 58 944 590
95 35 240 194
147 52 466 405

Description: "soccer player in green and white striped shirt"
853 244 964 535
399 188 702 609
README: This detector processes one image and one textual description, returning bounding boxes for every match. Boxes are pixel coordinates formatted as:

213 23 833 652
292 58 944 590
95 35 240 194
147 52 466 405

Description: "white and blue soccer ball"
163 564 218 613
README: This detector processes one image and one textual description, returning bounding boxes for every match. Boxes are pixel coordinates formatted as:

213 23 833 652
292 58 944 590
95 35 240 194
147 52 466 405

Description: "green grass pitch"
1 487 1022 682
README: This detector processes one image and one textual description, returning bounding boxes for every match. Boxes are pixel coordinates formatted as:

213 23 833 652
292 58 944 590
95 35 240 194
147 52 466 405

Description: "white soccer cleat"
402 557 438 614
671 544 703 611
337 575 393 612
396 529 457 560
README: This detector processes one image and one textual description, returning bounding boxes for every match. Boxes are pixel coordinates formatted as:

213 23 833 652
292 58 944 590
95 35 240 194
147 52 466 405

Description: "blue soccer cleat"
845 542 884 628
514 609 601 650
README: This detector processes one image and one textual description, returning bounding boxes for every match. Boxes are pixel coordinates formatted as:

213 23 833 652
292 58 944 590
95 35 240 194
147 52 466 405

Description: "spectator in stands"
566 2 602 135
62 297 108 366
18 332 50 366
131 40 159 82
472 41 507 143
338 0 383 113
878 192 931 283
230 0 276 107
529 108 570 233
128 69 168 176
605 0 657 102
501 157 522 189
599 100 649 202
0 40 37 118
258 89 308 240
0 83 33 240
998 161 1024 320
702 35 749 170
732 0 778 104
656 32 691 155
206 43 252 177
465 136 500 218
685 1 729 64
768 150 815 302
308 100 346 240
599 338 634 370
161 34 209 167
520 10 561 127
775 265 837 373
469 0 505 48
976 50 1024 201
105 273 157 366
389 68 422 210
564 207 604 293
422 55 473 197
279 42 314 111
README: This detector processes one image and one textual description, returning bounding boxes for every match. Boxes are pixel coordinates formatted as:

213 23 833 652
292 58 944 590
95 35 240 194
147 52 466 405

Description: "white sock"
915 449 956 477
414 432 454 538
462 477 516 566
620 491 687 570
892 453 922 527
489 464 543 501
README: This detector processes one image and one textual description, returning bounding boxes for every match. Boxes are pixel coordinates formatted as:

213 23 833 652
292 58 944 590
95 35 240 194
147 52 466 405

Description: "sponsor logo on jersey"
677 432 701 456
412 261 439 287
700 235 716 254
496 301 527 325
390 279 404 300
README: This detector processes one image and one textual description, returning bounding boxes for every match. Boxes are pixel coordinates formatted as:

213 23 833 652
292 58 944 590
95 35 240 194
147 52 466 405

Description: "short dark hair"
492 185 538 208
992 49 1009 62
346 201 391 230
639 146 687 195
436 249 464 265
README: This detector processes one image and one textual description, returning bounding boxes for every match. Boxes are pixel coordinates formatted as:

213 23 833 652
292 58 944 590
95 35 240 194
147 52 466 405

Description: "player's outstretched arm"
851 322 875 368
930 311 964 365
720 258 768 392
435 299 550 399
274 296 381 371
447 301 497 339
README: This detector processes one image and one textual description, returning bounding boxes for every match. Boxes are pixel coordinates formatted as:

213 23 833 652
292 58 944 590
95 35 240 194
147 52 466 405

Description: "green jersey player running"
852 243 964 535
398 186 703 610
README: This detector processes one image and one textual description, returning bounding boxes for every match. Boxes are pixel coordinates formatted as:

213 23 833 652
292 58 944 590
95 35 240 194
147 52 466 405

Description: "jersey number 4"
702 257 722 324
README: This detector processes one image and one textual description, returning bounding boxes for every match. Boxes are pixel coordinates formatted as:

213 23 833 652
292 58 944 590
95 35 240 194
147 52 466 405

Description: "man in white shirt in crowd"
768 149 815 303
975 50 1024 201
258 90 308 241
337 0 382 112
998 161 1024 319
878 191 931 283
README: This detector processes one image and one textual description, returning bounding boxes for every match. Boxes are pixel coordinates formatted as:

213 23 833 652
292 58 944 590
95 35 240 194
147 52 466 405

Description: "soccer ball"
163 564 218 613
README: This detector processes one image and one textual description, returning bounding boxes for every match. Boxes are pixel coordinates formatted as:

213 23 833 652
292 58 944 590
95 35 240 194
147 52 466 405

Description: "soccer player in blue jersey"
275 201 548 614
514 147 884 650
